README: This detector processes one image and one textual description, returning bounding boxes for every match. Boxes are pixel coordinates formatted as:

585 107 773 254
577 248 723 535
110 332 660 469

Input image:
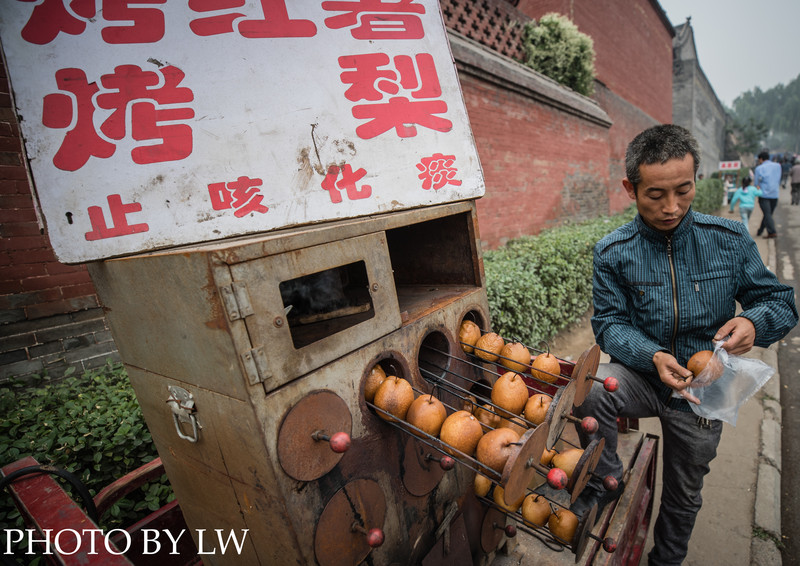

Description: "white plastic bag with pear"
680 339 775 425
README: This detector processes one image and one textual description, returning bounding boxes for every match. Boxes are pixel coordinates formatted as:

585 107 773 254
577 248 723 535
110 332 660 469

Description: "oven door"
228 232 401 392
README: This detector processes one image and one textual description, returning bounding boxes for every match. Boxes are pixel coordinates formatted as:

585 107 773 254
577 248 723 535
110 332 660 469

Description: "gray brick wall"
0 307 120 383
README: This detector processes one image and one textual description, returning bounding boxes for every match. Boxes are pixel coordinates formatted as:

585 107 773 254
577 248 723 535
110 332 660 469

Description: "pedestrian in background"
781 154 792 189
754 151 781 238
790 158 800 205
729 176 762 225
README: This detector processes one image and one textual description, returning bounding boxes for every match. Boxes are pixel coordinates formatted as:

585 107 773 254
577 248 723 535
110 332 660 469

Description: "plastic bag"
682 340 774 425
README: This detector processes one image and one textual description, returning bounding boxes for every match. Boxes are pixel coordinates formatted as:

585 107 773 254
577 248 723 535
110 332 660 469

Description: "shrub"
484 206 636 347
0 362 173 535
521 13 596 96
693 177 724 214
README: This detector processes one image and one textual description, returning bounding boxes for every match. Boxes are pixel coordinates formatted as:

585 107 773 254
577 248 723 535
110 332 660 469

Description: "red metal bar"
93 457 166 520
1 456 133 565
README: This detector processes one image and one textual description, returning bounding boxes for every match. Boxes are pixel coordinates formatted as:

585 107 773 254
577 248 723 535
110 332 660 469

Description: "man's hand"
714 317 756 355
653 350 694 391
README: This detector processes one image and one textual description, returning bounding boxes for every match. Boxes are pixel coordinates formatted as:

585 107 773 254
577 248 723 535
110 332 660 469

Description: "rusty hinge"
220 282 255 321
241 346 271 385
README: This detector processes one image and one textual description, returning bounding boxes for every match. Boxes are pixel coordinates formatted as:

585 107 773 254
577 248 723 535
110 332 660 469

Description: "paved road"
776 186 800 565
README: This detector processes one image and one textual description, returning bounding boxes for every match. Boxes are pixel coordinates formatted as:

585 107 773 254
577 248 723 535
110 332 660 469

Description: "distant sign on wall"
0 1 485 263
718 161 742 170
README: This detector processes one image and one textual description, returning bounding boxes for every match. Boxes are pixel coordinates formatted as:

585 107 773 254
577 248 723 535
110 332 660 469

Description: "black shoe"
570 479 625 520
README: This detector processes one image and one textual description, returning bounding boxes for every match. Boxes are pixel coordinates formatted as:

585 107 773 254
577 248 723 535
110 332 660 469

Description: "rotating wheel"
277 390 352 481
314 478 386 566
402 436 447 496
480 507 510 553
544 380 577 450
573 502 599 561
500 422 549 506
568 438 605 503
572 345 601 407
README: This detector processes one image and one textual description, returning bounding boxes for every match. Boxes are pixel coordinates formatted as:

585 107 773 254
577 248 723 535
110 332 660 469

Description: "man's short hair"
758 151 770 161
625 124 700 189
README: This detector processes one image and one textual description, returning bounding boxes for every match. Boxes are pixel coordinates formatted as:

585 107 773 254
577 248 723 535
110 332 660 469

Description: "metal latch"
219 282 255 321
166 386 200 443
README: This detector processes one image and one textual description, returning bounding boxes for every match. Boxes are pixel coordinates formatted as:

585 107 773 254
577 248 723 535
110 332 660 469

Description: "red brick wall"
459 72 612 249
0 63 116 382
516 0 674 125
593 82 665 212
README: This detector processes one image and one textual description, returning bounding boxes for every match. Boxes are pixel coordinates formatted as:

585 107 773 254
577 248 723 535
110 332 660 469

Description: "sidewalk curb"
751 238 783 566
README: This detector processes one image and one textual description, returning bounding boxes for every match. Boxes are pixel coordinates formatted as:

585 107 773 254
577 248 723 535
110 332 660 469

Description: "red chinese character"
323 0 425 39
84 194 149 241
208 176 269 217
417 153 462 190
321 165 372 203
96 64 195 163
42 68 117 172
339 53 397 101
339 53 449 139
19 0 95 45
42 65 194 169
101 0 167 44
354 97 450 139
189 0 316 37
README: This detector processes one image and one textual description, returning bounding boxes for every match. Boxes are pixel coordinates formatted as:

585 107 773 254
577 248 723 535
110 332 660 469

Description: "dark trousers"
757 197 778 235
792 182 800 205
574 363 723 565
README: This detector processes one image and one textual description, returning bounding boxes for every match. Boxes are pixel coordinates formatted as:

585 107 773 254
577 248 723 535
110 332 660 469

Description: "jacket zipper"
667 236 678 355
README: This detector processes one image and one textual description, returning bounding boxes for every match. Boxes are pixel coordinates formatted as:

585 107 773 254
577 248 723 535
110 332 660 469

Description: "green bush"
693 177 724 214
0 362 173 534
484 206 636 347
521 13 596 96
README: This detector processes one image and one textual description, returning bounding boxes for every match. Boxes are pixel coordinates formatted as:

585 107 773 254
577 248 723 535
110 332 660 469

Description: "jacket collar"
635 208 695 246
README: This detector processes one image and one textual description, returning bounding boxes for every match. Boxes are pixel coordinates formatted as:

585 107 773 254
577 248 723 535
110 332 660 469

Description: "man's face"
623 153 695 233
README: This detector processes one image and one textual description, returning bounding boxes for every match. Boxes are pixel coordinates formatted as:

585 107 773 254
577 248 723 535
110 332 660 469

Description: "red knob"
602 475 619 491
546 467 568 490
438 456 455 471
603 537 617 553
603 376 619 392
329 432 351 453
504 524 517 538
580 416 599 434
366 528 384 548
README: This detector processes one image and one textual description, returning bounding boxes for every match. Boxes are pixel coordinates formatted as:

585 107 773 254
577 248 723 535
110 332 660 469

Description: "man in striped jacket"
572 124 797 565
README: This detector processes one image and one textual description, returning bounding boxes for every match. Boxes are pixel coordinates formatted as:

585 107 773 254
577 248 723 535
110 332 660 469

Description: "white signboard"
719 161 742 171
0 1 485 263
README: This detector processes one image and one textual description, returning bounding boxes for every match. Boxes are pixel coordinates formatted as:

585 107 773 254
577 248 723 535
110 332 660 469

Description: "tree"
726 116 768 157
731 73 800 153
521 13 596 97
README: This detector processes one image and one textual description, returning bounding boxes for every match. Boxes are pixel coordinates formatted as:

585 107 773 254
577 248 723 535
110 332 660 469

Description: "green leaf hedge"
0 362 173 536
692 177 725 214
484 207 636 347
485 177 723 347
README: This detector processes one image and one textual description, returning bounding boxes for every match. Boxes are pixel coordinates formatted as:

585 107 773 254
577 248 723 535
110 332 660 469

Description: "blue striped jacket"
591 209 798 409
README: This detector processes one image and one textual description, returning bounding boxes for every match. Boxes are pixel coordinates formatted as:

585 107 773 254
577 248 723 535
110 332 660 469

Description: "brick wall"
442 0 673 245
0 64 118 383
450 32 613 249
440 0 529 61
672 24 728 179
516 0 674 125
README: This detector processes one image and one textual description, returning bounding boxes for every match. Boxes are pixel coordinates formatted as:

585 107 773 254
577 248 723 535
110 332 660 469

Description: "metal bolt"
274 317 284 327
371 283 379 292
